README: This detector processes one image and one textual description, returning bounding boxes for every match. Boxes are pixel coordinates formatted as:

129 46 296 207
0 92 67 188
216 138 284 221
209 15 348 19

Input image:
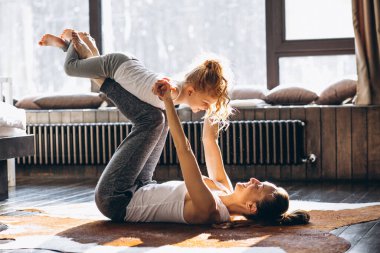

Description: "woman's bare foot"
78 32 100 56
72 31 93 59
38 34 67 48
60 29 75 41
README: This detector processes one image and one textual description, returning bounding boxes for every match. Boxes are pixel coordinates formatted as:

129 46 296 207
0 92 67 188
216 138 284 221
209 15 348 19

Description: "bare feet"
60 29 75 41
38 34 67 48
78 32 100 56
72 31 93 59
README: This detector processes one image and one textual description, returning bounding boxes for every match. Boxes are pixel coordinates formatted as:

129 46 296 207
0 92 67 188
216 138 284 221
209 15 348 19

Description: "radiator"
17 120 306 166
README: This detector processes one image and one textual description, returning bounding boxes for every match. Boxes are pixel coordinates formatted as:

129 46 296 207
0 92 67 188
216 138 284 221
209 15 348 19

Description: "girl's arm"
157 81 219 221
202 118 233 192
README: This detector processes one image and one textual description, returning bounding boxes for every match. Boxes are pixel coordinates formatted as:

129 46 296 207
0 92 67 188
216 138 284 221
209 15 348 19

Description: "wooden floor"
1 176 380 253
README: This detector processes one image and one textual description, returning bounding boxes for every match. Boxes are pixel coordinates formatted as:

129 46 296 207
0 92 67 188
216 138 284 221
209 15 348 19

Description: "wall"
25 105 380 181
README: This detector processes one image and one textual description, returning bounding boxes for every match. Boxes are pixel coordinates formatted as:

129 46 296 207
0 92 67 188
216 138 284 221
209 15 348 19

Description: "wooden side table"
0 135 34 200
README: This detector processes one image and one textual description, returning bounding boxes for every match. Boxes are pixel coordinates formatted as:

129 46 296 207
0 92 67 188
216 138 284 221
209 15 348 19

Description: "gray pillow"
315 79 357 105
264 87 318 105
230 85 267 100
15 95 41 109
34 93 103 109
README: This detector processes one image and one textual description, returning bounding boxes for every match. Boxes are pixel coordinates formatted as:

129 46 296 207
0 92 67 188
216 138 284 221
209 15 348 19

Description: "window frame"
89 0 356 91
265 0 355 89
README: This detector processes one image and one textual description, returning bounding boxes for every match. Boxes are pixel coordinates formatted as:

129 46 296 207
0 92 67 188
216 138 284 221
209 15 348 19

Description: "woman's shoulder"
202 176 232 194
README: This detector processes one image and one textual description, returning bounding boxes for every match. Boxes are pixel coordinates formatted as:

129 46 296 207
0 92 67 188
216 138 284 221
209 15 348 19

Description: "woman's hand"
152 78 175 100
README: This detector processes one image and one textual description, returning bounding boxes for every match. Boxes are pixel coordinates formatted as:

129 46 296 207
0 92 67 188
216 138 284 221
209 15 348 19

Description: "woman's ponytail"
212 209 309 229
276 209 310 225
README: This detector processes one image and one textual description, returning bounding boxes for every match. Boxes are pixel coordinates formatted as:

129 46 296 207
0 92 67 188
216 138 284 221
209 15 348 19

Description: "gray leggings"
63 42 135 80
63 43 168 221
95 79 168 222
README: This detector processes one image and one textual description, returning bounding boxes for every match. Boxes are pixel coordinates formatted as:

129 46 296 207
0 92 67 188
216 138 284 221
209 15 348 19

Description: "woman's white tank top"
124 180 230 223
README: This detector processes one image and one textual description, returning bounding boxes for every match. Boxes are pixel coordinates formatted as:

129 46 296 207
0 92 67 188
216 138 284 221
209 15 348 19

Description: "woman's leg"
95 78 167 221
136 114 169 184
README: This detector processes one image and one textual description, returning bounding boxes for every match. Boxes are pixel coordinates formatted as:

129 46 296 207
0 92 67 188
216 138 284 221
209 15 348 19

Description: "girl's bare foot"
38 34 67 49
78 32 100 56
72 31 93 59
60 29 75 41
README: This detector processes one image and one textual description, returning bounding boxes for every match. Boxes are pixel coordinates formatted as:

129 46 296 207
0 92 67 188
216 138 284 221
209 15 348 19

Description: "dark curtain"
352 0 380 105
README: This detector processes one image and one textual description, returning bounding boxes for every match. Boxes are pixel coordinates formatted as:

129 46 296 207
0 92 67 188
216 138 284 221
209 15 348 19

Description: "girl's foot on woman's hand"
72 31 93 59
38 34 67 48
78 32 100 56
60 28 75 41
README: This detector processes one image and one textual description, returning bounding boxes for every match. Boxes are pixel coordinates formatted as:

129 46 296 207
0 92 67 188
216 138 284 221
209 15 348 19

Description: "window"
1 1 357 97
101 0 266 87
279 55 356 93
0 0 89 99
266 0 355 91
285 0 354 40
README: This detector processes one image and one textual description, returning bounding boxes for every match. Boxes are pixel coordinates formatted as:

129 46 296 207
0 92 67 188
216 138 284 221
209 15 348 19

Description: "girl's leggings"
63 42 134 80
94 79 168 222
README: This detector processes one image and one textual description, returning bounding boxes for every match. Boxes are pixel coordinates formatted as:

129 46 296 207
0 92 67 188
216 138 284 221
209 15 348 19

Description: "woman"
147 79 310 225
96 76 308 224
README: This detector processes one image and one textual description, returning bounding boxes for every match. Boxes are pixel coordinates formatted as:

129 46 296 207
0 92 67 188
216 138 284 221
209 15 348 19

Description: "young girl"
39 29 231 124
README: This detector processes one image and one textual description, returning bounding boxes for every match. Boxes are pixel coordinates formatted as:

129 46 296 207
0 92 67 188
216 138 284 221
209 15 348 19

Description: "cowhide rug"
0 201 380 253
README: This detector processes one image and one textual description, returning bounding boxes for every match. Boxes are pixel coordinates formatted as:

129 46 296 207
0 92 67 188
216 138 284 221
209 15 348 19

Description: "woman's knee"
145 109 167 130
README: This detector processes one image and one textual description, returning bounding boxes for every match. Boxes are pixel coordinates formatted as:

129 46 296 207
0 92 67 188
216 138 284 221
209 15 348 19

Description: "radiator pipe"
302 154 317 163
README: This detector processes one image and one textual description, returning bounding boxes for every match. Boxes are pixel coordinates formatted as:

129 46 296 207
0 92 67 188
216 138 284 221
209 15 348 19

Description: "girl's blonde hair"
185 59 233 128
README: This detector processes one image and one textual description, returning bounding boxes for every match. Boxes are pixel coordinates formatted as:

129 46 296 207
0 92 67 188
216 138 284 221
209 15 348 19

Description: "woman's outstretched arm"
202 118 233 192
155 80 219 222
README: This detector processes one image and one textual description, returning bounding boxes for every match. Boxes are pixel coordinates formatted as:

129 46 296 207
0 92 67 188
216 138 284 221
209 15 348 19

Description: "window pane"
0 0 89 99
279 55 356 93
285 0 354 40
102 0 266 87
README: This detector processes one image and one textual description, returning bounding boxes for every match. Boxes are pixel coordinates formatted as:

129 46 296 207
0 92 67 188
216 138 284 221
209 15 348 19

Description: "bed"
0 78 34 200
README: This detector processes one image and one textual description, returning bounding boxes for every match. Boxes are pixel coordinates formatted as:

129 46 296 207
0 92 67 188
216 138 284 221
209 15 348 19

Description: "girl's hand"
152 78 175 100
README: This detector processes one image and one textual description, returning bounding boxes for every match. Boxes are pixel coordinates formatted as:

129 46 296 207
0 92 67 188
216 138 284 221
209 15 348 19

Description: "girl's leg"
95 79 167 221
63 42 133 79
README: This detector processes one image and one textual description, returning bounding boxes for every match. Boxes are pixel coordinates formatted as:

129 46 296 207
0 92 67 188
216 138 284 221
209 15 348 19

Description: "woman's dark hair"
247 187 310 226
212 186 309 229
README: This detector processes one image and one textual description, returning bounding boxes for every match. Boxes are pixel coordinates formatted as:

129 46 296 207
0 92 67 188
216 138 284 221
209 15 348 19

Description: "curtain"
352 0 380 105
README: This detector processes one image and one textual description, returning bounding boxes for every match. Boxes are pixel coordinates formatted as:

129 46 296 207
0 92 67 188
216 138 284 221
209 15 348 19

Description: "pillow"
264 87 318 105
230 99 269 108
315 79 357 105
34 93 103 109
15 95 41 109
0 101 26 129
230 86 267 100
